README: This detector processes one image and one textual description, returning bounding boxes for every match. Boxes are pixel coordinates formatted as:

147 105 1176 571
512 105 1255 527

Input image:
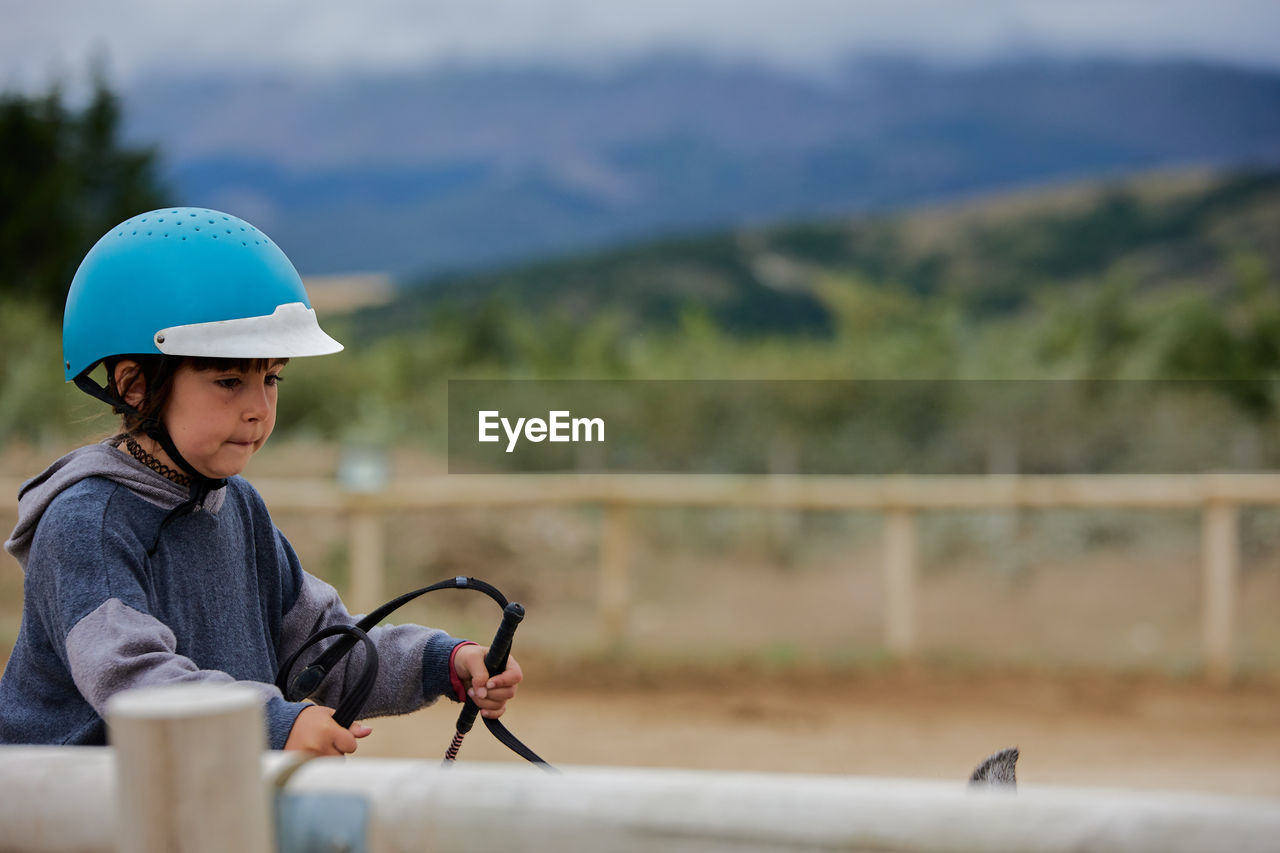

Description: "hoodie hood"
4 440 226 572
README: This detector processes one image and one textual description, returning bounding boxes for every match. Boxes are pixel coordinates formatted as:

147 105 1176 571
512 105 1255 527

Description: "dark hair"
105 355 288 433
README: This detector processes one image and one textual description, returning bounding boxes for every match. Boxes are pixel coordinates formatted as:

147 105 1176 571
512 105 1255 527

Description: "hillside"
6 167 1279 470
348 167 1280 342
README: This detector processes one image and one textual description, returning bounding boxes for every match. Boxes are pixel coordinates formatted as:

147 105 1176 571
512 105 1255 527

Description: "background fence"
4 471 1277 680
240 472 1280 681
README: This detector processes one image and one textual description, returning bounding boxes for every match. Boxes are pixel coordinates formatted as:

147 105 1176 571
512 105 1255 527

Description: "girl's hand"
453 645 523 719
283 705 372 755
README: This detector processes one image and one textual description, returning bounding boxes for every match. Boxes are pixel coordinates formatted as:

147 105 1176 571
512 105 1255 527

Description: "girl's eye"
216 377 241 389
266 374 284 386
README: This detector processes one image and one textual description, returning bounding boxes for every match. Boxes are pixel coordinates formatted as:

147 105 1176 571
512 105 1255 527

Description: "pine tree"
0 70 169 317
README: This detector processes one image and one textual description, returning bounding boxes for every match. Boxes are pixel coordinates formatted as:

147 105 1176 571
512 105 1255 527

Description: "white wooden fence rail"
5 472 1278 678
2 683 1279 853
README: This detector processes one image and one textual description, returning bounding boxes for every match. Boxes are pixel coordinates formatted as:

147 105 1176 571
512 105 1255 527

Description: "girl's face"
161 360 285 479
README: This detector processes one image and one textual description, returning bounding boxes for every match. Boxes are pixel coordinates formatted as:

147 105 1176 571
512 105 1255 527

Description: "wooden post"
349 507 385 615
884 508 918 657
107 683 273 853
1202 500 1240 683
599 503 633 646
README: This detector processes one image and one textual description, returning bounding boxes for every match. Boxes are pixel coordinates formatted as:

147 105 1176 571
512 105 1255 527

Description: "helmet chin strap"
74 366 227 552
141 419 227 491
140 423 226 555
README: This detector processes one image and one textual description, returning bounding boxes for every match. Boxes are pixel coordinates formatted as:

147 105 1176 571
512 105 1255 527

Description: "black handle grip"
455 602 524 735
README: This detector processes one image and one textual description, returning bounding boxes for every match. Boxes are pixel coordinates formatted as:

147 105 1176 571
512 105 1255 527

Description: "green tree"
1151 254 1280 419
0 71 169 317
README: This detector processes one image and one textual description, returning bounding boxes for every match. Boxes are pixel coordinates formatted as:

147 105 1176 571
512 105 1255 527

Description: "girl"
0 208 520 754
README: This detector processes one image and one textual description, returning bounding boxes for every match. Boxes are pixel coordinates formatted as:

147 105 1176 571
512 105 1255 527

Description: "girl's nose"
244 381 272 421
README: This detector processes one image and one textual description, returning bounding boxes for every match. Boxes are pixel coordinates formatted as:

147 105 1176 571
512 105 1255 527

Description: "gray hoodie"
1 440 464 748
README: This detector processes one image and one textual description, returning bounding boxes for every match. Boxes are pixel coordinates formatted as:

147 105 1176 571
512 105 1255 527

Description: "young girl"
0 207 520 754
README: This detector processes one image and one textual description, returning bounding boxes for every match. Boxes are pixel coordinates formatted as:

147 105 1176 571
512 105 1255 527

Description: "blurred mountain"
122 55 1280 278
347 167 1280 340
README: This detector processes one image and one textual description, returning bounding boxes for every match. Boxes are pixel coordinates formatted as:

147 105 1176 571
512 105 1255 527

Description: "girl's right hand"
283 705 372 755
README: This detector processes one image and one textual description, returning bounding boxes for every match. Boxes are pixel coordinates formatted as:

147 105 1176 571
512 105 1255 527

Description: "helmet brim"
154 302 343 359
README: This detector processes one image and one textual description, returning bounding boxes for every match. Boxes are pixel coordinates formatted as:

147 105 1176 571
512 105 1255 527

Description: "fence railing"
5 472 1277 679
248 472 1280 682
3 682 1279 853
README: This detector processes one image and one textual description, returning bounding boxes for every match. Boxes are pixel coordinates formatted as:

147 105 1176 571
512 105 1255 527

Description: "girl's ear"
112 360 148 409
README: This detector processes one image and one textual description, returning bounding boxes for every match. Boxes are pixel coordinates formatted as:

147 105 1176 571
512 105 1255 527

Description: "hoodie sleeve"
276 529 469 718
27 485 311 749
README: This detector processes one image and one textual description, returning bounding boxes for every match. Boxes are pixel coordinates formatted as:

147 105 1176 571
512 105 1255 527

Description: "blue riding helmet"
63 207 342 381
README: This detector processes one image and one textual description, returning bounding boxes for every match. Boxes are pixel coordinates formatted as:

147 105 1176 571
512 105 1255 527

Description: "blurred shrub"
0 296 112 443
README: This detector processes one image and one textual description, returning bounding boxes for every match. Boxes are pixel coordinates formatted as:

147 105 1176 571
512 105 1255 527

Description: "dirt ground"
353 664 1280 801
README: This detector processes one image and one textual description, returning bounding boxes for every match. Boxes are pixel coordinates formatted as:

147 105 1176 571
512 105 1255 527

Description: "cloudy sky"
3 0 1279 89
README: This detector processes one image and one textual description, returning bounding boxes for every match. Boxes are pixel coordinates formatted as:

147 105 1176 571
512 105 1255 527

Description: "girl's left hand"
453 645 523 718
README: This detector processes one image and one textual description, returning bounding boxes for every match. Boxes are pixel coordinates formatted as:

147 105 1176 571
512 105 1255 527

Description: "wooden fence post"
884 508 918 658
599 503 633 646
107 683 273 853
1202 500 1240 683
349 507 385 614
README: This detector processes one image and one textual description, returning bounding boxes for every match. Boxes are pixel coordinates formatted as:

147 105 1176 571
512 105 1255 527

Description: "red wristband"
448 641 478 702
